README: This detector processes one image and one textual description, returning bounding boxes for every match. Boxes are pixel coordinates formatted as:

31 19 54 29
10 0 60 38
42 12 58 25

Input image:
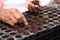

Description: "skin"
26 0 41 12
0 0 41 26
0 0 59 26
0 0 4 8
0 8 28 26
56 0 60 3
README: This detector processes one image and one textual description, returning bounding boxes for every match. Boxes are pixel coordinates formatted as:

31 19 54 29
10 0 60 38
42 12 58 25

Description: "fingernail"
25 22 28 25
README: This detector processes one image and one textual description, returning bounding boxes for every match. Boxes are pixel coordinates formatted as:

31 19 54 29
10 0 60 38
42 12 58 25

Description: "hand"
0 8 28 26
57 0 60 3
26 0 41 12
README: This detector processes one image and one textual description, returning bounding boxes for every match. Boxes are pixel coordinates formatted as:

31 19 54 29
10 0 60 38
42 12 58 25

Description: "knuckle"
17 15 21 20
14 20 17 24
12 8 18 12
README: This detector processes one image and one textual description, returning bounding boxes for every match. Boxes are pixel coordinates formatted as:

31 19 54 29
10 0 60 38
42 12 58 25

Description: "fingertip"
8 22 14 26
25 22 28 25
10 23 14 26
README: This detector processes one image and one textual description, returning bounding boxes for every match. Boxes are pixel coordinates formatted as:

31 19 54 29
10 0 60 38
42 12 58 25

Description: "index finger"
20 13 28 25
11 9 28 25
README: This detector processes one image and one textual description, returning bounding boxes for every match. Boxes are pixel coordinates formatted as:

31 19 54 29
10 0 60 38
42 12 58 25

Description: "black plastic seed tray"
23 25 60 40
0 6 60 40
23 6 60 40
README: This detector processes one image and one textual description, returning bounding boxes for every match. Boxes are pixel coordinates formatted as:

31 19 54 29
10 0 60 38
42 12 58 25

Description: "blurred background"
4 0 59 12
4 0 28 12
